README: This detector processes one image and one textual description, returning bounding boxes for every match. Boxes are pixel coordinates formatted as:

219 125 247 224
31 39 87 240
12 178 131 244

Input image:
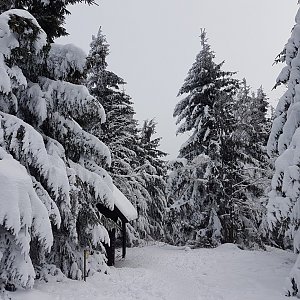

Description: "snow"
10 244 296 300
0 148 53 288
0 149 52 247
47 43 86 80
113 185 138 222
0 9 47 58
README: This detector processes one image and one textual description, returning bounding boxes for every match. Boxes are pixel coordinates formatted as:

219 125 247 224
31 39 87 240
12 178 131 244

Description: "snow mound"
215 243 241 251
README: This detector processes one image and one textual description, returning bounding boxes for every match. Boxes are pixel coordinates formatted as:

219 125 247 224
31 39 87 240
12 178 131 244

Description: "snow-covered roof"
113 185 138 222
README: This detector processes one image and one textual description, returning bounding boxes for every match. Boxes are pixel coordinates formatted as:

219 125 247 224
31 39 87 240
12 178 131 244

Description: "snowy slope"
11 244 296 300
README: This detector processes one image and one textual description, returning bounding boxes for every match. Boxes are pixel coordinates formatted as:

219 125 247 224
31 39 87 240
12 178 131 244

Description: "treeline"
1 1 300 297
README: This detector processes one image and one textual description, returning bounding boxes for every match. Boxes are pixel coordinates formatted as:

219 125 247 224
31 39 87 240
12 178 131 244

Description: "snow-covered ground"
11 244 296 300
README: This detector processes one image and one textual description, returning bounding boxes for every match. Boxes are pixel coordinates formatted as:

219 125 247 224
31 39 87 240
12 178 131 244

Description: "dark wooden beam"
122 221 126 258
96 203 129 223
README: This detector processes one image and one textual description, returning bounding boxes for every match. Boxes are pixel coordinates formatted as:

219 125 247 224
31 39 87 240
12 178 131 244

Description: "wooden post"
122 221 126 258
107 228 116 266
83 249 88 281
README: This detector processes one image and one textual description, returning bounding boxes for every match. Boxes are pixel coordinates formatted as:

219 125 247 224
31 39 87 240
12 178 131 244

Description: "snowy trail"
12 244 296 300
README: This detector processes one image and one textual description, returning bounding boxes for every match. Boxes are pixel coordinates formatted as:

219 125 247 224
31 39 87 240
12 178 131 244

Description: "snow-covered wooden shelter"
97 185 138 266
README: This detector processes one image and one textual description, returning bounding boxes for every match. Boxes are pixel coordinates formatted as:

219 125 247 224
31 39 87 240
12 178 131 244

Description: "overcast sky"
58 1 298 158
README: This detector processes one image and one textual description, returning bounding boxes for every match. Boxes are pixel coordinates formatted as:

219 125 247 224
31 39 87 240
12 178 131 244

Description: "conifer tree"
0 8 113 288
267 4 300 296
232 81 271 247
135 119 167 240
86 27 137 176
86 28 168 244
168 30 238 246
174 30 238 161
168 31 268 248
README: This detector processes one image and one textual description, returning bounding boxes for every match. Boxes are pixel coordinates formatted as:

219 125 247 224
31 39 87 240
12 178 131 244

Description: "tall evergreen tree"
0 8 114 288
267 4 300 296
168 30 238 246
174 30 238 161
168 30 268 248
86 27 137 177
86 28 168 244
232 80 272 247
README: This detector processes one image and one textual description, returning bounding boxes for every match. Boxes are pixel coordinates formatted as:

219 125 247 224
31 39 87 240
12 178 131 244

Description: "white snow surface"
113 185 138 222
11 244 296 300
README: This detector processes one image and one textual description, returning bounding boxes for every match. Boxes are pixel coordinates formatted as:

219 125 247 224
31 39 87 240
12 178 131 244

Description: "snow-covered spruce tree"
86 28 168 244
167 30 238 247
134 119 167 241
86 28 142 244
168 30 267 248
232 80 272 247
266 5 300 296
0 9 56 289
86 28 137 177
0 9 114 287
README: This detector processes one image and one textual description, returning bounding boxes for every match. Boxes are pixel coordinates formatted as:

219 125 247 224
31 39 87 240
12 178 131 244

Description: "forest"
0 1 299 299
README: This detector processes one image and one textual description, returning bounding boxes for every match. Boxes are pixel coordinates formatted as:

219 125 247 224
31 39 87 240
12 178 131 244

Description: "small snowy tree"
134 119 167 241
266 4 300 296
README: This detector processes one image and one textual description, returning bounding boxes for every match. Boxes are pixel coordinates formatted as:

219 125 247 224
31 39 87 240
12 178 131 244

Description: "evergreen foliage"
0 0 96 42
135 119 167 241
174 29 238 161
266 5 300 297
167 30 270 249
86 28 167 244
0 8 113 288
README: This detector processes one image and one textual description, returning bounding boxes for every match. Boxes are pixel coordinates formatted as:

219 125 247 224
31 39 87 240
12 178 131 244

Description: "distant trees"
136 119 167 240
167 30 270 249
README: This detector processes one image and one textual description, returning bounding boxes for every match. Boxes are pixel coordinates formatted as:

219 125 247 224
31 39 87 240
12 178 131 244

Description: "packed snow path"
13 244 296 300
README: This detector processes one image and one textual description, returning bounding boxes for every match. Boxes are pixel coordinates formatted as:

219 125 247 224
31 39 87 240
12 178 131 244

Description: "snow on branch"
0 112 71 213
48 113 111 166
46 43 86 81
39 77 106 125
69 160 114 210
0 147 53 288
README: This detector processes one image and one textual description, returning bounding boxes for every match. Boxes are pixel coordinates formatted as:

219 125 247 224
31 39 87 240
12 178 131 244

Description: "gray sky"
58 1 298 159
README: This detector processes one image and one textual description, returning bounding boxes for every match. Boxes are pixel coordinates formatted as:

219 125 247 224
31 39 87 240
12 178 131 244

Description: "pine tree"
174 29 238 161
266 5 300 296
231 80 271 248
0 8 114 287
168 30 238 246
168 30 268 248
135 119 167 241
86 27 137 176
86 28 168 244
